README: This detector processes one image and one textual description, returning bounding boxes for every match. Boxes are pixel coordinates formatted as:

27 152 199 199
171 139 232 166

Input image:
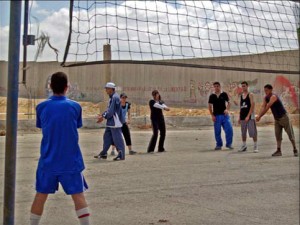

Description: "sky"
0 0 70 62
0 0 299 63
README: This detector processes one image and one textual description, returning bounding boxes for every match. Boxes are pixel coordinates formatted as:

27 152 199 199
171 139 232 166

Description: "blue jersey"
36 95 85 174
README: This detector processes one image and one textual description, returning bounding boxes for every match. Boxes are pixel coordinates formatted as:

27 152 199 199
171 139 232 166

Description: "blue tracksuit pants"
214 114 233 147
100 127 125 159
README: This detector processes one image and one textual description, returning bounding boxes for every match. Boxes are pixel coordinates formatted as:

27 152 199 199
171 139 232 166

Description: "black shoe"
94 154 107 159
113 157 123 161
158 150 166 153
293 149 298 157
129 150 137 155
113 155 125 161
113 151 124 161
147 150 154 154
272 150 282 157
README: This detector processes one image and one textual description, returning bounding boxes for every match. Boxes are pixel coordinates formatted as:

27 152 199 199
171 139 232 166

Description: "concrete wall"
111 63 299 110
0 50 299 110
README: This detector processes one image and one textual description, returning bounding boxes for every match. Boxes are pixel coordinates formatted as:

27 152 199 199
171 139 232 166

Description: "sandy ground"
0 126 299 225
0 96 282 121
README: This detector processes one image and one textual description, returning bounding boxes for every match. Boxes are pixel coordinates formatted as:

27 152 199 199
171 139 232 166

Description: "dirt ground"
0 126 299 225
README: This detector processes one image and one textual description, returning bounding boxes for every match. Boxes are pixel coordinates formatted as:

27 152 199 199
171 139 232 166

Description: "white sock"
242 142 246 146
30 213 41 225
254 142 257 147
76 207 90 225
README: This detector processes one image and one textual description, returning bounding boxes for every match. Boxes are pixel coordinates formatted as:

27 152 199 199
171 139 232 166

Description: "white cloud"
0 7 70 62
30 0 39 9
0 26 9 60
0 0 298 62
35 9 53 17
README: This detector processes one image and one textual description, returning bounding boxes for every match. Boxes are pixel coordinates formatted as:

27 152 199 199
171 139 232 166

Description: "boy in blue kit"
30 72 90 225
94 82 125 160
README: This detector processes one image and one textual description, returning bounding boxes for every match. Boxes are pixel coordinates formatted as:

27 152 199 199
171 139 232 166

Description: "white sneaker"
253 146 259 153
238 145 247 152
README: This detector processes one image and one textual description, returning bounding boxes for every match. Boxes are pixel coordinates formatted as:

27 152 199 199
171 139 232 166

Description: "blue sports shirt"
36 95 85 174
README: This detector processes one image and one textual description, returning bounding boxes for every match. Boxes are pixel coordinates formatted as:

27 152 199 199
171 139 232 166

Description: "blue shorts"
36 169 88 195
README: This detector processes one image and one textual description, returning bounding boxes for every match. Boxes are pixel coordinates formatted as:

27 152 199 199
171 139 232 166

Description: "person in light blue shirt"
94 82 125 160
30 72 90 225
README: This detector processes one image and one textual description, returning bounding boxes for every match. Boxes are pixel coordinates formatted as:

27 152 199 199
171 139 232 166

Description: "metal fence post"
3 1 22 224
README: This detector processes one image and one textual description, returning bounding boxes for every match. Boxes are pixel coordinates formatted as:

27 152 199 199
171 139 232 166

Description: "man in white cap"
94 82 125 160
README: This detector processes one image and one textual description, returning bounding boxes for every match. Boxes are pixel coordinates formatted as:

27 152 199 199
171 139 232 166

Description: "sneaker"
158 149 166 153
129 150 137 155
111 150 116 156
113 156 124 161
226 145 234 150
94 154 107 159
214 146 222 150
238 145 247 152
272 150 282 157
293 149 298 157
113 151 124 160
253 147 259 153
113 152 125 161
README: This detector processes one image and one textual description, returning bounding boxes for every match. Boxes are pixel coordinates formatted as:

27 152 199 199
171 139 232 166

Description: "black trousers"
147 118 166 152
122 123 132 146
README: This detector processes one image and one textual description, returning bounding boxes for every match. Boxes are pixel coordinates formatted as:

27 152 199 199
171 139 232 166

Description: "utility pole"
103 43 112 83
22 0 29 84
100 43 112 112
22 0 35 85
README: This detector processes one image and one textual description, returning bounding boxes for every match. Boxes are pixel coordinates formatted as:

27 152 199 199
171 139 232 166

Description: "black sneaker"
238 145 247 152
113 157 124 161
113 154 125 161
293 149 298 157
272 150 282 157
94 154 107 159
113 151 124 161
129 150 137 155
158 149 166 153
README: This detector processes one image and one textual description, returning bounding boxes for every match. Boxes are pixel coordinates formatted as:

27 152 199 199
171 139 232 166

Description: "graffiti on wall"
68 83 86 99
41 74 298 109
45 76 52 97
185 78 261 105
273 75 299 109
122 86 187 93
224 79 260 104
45 75 85 99
0 86 6 95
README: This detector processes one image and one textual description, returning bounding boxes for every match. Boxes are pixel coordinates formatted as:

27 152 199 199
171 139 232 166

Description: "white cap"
105 82 116 89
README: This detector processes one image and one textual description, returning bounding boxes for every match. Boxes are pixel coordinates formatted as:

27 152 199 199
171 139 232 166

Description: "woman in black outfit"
147 90 170 153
